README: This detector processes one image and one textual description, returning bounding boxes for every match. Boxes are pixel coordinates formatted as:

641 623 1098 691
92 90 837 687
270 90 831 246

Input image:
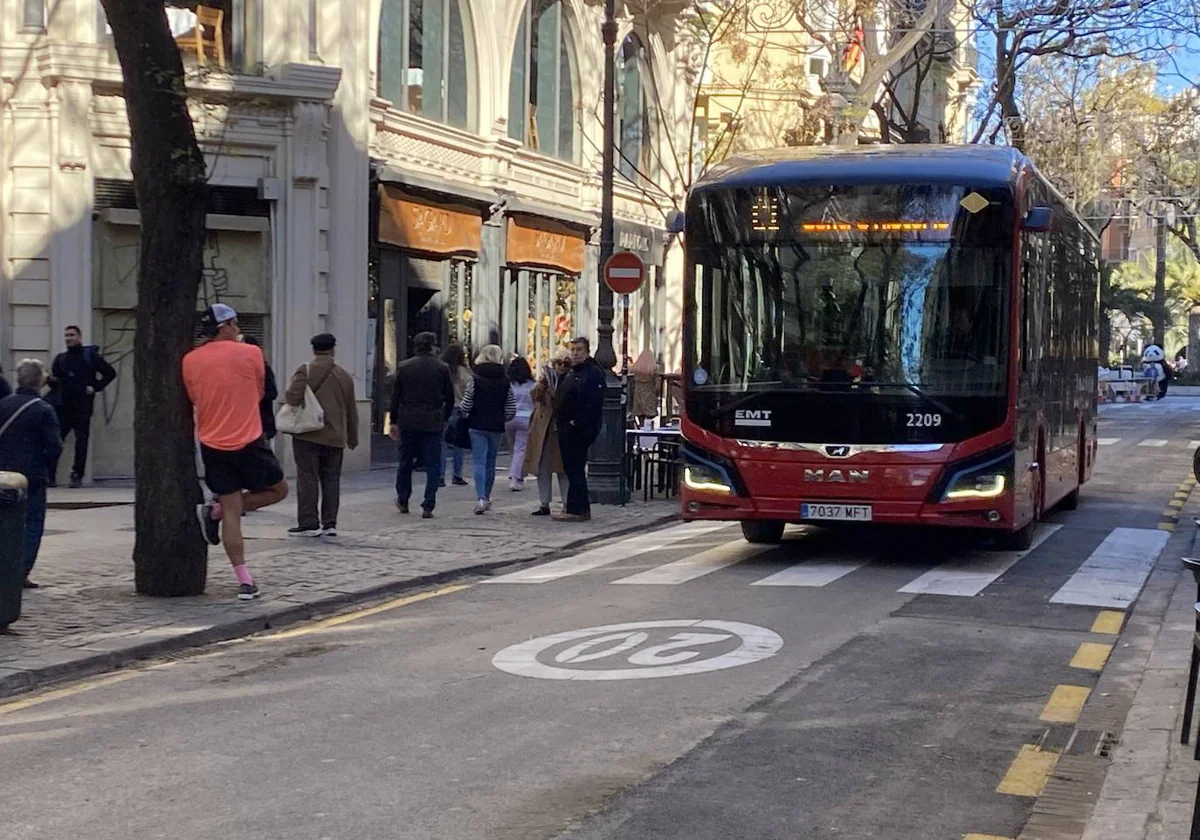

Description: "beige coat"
522 376 564 476
285 352 359 450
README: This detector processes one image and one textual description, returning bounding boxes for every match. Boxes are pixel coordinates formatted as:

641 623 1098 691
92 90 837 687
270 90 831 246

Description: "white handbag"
275 364 326 435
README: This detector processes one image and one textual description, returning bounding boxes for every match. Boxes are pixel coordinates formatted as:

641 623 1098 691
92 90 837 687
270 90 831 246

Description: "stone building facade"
0 0 690 478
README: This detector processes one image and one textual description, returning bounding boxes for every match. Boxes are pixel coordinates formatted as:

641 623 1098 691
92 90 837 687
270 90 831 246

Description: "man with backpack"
47 326 116 488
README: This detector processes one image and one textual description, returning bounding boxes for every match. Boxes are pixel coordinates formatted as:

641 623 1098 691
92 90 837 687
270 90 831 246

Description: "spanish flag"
842 24 864 71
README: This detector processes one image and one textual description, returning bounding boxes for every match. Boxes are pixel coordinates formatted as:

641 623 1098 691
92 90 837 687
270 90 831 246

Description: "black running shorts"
200 439 284 497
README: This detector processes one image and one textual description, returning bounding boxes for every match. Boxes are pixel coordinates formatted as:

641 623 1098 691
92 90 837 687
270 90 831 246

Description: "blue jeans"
24 482 47 575
469 429 502 501
444 441 465 481
396 430 444 511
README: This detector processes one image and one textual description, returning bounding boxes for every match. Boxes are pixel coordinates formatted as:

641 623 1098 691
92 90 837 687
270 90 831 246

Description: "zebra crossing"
1095 437 1197 448
486 521 1171 609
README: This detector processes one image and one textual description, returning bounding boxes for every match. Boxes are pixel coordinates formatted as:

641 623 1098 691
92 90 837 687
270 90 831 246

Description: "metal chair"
1180 557 1200 757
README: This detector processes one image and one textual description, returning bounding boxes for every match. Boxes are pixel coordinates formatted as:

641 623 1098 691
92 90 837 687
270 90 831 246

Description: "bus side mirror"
1023 207 1052 232
667 209 686 234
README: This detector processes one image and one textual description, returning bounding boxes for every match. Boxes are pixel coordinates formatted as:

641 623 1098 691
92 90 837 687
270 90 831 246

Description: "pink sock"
210 501 223 520
234 565 254 585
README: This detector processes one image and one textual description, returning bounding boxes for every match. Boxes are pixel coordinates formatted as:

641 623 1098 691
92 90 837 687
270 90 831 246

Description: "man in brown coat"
284 333 358 537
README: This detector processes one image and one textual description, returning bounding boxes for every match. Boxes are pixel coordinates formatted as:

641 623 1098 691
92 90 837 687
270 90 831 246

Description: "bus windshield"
687 184 1014 398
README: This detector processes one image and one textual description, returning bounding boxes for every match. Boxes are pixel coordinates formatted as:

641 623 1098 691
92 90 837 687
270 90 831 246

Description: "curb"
1017 480 1199 840
0 512 681 700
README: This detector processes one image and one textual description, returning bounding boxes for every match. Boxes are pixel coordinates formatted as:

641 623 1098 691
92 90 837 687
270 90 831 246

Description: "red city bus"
679 146 1101 549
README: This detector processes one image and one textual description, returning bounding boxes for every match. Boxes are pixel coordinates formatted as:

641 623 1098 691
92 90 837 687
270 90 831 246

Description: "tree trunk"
1099 261 1113 363
100 0 209 595
1154 213 1167 349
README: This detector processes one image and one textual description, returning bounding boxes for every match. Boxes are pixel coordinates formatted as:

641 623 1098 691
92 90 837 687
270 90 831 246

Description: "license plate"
801 503 872 522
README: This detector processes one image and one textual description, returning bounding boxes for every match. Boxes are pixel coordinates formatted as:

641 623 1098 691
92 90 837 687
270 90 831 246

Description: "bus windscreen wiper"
864 382 967 421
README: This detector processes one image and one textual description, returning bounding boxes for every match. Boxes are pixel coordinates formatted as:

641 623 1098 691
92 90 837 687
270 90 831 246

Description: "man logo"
803 469 870 484
824 445 852 458
734 409 773 428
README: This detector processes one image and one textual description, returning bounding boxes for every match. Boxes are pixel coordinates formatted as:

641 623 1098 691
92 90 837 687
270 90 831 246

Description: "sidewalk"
1 469 677 698
1079 523 1200 839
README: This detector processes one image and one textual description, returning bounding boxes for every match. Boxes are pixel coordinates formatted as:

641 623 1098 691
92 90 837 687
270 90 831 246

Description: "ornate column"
48 78 94 345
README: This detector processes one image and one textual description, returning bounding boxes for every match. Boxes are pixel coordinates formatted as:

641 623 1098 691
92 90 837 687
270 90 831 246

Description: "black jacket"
557 357 606 439
390 353 455 433
462 363 515 433
260 362 279 440
0 389 62 488
0 375 10 400
50 345 116 411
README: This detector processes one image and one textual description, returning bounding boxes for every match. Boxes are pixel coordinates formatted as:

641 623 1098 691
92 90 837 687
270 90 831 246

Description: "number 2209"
906 413 942 428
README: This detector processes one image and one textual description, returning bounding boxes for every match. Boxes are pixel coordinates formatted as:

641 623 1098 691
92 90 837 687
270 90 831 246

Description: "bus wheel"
1058 488 1080 511
741 521 785 544
997 520 1036 551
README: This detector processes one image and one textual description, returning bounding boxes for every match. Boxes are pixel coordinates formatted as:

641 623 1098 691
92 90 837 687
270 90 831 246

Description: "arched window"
379 0 474 131
617 34 651 180
507 0 577 161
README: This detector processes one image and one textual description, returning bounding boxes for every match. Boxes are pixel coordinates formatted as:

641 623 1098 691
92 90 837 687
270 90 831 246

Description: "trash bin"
0 471 27 630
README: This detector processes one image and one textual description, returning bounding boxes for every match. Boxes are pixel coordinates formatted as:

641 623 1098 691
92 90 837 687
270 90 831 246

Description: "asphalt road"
1 397 1196 840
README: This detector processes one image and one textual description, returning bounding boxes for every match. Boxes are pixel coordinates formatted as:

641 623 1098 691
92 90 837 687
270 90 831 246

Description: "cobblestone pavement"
0 469 677 697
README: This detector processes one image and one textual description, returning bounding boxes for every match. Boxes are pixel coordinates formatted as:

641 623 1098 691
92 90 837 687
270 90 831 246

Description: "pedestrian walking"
0 359 61 589
46 326 116 488
390 331 455 518
242 336 279 442
284 334 358 537
459 344 516 514
183 304 289 600
524 349 570 515
441 342 472 487
507 357 536 492
555 336 606 522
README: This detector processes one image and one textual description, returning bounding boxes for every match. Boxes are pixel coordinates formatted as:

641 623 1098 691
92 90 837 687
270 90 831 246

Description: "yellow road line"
1163 508 1181 517
266 584 470 640
1071 642 1113 671
1091 610 1125 635
997 744 1059 797
0 671 139 716
963 835 1013 840
1158 522 1176 532
1169 500 1186 509
1040 685 1091 724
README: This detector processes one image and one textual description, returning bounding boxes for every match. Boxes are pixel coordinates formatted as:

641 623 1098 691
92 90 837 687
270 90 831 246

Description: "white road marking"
896 524 1061 597
1049 528 1171 608
491 619 783 680
1189 440 1200 448
1138 439 1169 447
1097 438 1120 446
485 522 730 583
751 558 871 587
612 542 772 585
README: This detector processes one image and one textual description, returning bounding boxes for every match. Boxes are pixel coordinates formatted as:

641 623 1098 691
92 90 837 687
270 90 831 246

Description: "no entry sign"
603 251 646 295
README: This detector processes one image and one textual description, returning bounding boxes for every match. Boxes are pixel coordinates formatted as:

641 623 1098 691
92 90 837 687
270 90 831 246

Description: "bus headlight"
943 471 1006 500
683 464 734 496
936 450 1013 503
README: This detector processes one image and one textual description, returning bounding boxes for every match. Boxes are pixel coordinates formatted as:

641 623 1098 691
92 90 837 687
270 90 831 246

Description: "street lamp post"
588 0 628 505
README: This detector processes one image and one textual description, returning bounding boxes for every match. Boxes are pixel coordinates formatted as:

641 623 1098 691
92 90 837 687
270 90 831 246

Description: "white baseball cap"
209 303 238 324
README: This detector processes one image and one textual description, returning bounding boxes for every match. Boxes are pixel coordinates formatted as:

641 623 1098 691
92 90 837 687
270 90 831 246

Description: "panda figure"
1142 344 1169 400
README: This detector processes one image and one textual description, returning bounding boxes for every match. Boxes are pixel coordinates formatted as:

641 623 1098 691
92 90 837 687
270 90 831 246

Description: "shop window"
379 0 475 131
507 0 578 162
617 34 651 181
99 1 264 75
504 269 577 369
